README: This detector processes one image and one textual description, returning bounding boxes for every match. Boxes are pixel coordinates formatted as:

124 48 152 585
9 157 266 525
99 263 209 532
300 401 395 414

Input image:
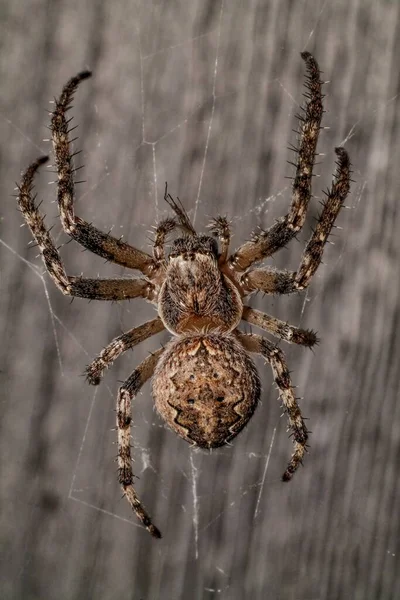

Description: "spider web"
2 0 398 597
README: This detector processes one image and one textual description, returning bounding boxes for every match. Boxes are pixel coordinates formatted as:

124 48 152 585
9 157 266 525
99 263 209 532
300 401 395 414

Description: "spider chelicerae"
17 52 351 538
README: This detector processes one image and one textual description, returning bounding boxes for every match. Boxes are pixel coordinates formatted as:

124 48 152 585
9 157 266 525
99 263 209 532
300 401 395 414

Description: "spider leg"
117 348 164 538
242 267 296 295
229 52 323 272
242 306 318 347
236 331 308 481
68 277 155 301
51 72 156 276
242 148 351 295
207 216 232 264
86 317 165 384
17 157 156 301
294 146 351 289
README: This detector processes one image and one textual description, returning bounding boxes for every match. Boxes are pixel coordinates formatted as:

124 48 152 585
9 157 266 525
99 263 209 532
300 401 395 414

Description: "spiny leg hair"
86 317 165 385
237 332 308 481
242 147 351 295
17 157 156 301
229 52 324 272
51 71 156 276
117 349 164 538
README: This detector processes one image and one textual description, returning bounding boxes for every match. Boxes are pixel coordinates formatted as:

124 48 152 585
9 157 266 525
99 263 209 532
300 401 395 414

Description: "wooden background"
1 1 399 598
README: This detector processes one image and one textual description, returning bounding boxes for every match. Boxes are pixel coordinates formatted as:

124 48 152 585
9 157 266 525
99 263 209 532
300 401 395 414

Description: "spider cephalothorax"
17 52 351 538
160 233 243 334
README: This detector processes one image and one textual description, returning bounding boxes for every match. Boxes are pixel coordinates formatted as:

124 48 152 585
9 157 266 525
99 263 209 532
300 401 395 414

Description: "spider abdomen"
152 333 261 447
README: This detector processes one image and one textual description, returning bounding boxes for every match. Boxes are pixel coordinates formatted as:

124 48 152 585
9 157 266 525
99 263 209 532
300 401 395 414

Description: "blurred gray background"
1 1 399 599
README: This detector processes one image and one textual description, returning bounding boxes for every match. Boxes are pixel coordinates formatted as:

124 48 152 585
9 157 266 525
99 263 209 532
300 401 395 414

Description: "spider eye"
216 396 224 402
187 398 195 404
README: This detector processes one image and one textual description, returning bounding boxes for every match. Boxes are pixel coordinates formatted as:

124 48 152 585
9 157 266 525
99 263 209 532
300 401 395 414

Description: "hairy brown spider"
17 52 351 538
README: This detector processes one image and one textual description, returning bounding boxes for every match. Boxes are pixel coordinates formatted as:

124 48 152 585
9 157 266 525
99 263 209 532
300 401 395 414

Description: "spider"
17 52 351 539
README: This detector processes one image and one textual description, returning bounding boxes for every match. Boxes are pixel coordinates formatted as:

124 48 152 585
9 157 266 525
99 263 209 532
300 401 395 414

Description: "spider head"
152 333 260 447
159 234 242 335
168 234 219 261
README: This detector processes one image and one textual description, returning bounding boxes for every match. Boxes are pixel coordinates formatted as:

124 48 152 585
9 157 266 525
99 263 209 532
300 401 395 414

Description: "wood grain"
1 1 399 598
